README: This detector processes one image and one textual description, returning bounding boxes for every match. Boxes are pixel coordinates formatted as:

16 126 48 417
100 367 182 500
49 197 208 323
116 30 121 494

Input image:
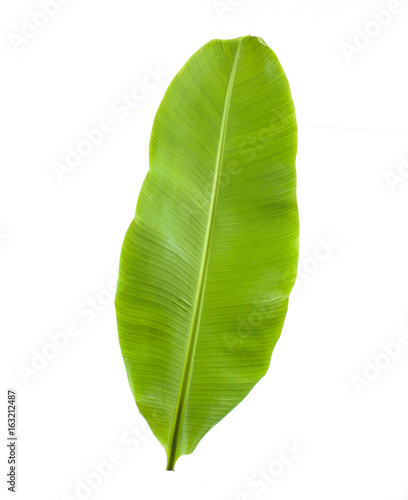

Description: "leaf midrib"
166 39 243 470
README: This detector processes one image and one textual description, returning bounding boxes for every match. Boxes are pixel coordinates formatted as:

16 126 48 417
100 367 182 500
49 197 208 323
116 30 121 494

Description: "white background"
1 1 408 499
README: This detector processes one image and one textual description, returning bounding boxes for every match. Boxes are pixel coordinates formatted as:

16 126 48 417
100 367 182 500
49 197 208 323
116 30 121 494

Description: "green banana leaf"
115 35 299 470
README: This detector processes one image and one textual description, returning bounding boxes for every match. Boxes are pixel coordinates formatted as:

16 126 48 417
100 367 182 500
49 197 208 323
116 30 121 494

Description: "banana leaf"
115 35 299 470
